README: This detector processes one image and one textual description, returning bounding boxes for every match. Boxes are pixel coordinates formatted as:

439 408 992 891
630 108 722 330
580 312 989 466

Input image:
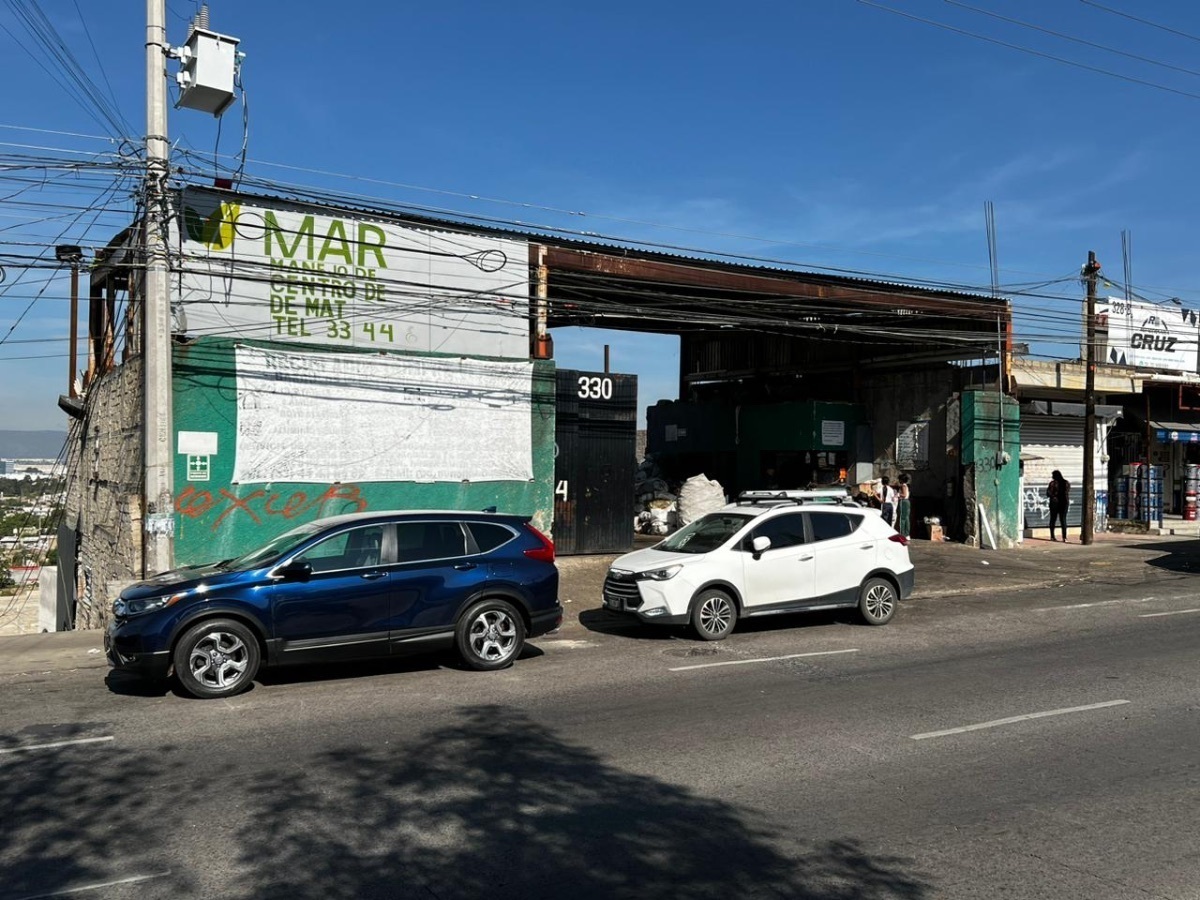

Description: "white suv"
603 496 914 640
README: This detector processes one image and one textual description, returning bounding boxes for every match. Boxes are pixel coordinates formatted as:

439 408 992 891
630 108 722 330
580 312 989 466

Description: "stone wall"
65 360 144 629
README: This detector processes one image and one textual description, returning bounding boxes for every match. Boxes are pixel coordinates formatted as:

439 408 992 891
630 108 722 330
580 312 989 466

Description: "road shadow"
256 644 546 687
223 704 932 899
1118 537 1200 575
581 606 859 642
0 729 194 900
104 668 174 697
578 607 682 640
104 644 547 700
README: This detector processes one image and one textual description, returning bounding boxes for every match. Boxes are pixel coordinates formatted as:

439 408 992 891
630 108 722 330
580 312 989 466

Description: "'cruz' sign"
1102 297 1199 373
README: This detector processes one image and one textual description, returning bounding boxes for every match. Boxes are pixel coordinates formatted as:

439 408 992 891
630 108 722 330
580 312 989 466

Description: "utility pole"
144 0 174 574
1082 250 1101 546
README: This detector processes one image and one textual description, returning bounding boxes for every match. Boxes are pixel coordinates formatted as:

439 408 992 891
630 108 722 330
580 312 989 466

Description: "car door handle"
454 562 477 571
860 544 874 550
799 555 814 561
360 571 387 581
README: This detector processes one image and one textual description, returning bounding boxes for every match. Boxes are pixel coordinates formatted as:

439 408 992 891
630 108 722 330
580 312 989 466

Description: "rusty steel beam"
542 246 1004 320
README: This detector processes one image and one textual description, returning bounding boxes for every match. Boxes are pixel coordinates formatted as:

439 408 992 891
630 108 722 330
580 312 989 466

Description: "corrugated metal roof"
178 183 1007 307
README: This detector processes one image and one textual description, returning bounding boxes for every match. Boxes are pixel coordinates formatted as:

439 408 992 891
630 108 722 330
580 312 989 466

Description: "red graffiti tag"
175 483 369 531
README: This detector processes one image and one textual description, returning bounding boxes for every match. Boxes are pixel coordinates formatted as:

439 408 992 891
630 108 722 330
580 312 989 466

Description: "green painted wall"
740 401 862 452
646 401 738 454
961 390 1021 548
170 338 555 565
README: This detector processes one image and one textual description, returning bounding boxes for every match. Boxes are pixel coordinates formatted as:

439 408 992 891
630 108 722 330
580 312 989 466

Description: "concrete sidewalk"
555 530 1200 611
0 630 108 677
4 530 1198 678
903 531 1200 598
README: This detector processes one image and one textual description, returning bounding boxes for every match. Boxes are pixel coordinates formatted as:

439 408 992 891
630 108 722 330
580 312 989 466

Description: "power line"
0 123 118 143
0 0 132 139
858 0 1200 102
171 146 1084 284
0 176 127 349
1080 0 1200 45
71 0 125 125
946 0 1200 79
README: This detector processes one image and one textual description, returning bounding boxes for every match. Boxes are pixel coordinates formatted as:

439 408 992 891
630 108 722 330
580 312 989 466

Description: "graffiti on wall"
176 482 369 531
1022 487 1050 522
1023 485 1107 531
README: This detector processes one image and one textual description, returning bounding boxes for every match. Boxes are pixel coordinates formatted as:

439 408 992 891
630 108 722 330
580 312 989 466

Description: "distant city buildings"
0 458 65 480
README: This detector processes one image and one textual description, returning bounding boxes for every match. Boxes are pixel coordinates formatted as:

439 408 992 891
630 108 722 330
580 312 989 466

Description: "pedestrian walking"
877 476 896 528
896 473 912 538
1047 470 1070 542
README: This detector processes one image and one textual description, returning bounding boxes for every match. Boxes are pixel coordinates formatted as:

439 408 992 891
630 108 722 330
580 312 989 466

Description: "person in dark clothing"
896 473 912 538
1047 470 1070 542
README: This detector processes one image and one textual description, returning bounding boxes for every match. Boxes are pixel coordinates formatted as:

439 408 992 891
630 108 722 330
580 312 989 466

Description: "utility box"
176 29 239 116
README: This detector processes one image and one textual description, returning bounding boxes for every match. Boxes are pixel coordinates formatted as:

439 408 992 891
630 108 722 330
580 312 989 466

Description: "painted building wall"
734 401 862 489
850 367 963 536
170 338 555 566
173 188 531 360
860 367 955 489
961 390 1021 548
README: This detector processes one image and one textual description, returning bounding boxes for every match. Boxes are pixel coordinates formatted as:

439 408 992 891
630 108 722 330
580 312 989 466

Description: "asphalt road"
1 576 1198 900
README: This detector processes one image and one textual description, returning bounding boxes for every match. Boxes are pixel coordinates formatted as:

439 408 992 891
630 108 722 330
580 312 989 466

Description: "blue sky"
3 0 1200 430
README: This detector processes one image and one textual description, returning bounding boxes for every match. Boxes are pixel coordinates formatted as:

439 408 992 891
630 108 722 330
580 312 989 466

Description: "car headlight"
641 565 682 581
113 593 185 618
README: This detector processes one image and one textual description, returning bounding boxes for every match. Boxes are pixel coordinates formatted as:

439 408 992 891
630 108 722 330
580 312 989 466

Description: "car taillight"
889 533 909 546
523 524 556 563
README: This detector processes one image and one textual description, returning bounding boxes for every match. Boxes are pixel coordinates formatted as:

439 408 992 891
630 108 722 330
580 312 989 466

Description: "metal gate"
554 369 637 555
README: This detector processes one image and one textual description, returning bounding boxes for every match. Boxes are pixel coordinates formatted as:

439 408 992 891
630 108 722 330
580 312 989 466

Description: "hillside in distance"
0 430 68 460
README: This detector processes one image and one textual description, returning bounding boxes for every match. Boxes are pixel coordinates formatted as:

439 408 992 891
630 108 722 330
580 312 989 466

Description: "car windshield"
657 512 753 554
219 522 326 571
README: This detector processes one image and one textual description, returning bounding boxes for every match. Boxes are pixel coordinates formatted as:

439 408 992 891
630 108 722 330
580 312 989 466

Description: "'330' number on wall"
577 376 613 400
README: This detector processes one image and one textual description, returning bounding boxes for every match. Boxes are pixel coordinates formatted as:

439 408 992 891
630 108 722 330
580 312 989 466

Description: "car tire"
858 577 897 625
457 599 526 671
691 589 737 641
173 618 261 699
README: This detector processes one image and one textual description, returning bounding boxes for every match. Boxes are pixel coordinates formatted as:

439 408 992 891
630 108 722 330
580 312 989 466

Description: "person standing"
1047 470 1070 542
878 476 896 528
896 473 912 538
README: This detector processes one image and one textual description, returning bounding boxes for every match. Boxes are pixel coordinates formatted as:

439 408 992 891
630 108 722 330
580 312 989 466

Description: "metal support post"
1082 251 1101 545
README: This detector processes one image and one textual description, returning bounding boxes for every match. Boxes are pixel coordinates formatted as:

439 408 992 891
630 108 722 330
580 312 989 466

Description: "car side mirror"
751 535 771 557
275 559 313 582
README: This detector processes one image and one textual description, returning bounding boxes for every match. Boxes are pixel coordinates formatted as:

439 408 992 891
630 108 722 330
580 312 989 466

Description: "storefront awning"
1152 420 1200 443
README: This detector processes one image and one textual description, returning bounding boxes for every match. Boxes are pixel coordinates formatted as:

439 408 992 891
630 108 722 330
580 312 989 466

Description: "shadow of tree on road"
0 724 194 900
228 705 930 900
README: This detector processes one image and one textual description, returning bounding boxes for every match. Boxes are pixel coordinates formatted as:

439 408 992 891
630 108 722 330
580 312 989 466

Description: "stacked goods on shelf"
1185 464 1200 522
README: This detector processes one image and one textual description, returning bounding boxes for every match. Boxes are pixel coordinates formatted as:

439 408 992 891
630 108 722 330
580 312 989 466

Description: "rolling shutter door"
1021 415 1105 528
1022 417 1084 487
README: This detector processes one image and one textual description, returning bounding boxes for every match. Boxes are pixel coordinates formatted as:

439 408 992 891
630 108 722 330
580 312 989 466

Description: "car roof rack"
733 492 803 508
733 490 864 508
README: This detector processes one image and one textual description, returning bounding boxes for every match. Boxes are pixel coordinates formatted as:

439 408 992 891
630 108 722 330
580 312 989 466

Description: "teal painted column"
961 390 1021 548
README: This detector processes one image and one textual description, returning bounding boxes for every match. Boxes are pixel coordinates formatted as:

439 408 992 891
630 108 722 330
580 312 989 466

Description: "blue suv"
105 511 562 699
